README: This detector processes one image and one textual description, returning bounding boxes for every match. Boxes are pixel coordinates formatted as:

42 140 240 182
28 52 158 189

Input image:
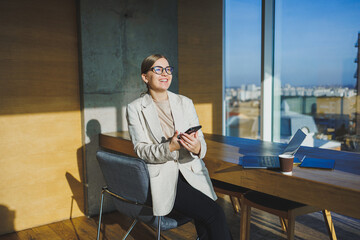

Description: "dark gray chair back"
96 151 153 220
96 150 191 232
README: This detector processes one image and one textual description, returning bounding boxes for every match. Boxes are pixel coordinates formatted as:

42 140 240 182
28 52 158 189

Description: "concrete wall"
0 0 220 234
79 0 178 216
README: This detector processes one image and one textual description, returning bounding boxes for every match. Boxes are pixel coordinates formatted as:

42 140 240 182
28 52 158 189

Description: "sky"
225 0 360 88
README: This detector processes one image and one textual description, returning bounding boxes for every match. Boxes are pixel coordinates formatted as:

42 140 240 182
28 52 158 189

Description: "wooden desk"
99 132 360 219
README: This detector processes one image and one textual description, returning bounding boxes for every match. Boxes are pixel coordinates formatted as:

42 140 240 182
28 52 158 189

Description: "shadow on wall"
65 119 102 217
66 170 85 217
65 147 85 217
66 119 116 217
0 205 15 235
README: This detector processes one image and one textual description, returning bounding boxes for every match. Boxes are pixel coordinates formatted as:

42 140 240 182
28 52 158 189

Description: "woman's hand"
179 131 201 155
169 131 181 152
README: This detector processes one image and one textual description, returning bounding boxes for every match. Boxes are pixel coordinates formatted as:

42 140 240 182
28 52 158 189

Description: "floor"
1 195 360 239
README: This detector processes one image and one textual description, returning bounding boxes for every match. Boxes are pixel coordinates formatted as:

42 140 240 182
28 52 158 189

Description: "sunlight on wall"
0 111 83 234
121 106 128 131
194 103 213 134
84 107 117 144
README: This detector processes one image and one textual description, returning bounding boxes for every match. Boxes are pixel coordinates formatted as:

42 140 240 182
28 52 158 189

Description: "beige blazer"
126 91 217 216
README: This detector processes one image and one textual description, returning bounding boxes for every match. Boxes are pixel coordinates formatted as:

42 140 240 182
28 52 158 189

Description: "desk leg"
240 204 251 240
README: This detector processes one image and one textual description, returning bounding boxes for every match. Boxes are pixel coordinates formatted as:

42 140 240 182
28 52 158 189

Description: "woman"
126 54 232 239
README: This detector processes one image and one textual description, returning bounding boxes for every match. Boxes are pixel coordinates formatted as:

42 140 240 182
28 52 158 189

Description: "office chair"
240 191 337 240
96 150 192 240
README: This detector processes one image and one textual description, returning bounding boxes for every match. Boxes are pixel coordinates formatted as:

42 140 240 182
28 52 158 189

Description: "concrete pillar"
79 0 178 216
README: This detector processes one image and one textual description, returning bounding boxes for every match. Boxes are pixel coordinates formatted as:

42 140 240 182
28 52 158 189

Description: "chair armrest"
102 186 152 208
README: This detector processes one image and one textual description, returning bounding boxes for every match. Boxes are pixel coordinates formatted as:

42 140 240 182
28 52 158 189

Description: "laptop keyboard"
260 156 277 167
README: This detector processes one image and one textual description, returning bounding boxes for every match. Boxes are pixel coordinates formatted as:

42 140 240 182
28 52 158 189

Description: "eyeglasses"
150 66 174 75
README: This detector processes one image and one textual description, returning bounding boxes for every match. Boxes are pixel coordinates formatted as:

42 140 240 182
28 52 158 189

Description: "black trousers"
172 173 233 240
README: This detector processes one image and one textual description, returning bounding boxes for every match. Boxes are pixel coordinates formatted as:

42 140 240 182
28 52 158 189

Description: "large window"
224 0 261 139
224 0 360 152
274 0 359 151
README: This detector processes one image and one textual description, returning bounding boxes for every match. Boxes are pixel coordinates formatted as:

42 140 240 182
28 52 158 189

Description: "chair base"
122 219 138 240
96 188 163 240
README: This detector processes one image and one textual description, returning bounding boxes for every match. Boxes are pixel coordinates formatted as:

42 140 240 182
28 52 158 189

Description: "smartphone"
178 125 202 138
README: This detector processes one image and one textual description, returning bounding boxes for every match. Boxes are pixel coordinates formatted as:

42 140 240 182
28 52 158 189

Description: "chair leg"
156 216 162 240
230 196 240 213
279 217 287 232
238 196 243 210
96 191 105 240
122 219 138 240
322 210 337 240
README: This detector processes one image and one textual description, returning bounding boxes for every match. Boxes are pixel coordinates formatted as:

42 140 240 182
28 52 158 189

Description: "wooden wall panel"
0 0 83 234
178 0 223 134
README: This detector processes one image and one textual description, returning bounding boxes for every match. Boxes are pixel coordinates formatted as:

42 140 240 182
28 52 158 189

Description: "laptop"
242 129 307 169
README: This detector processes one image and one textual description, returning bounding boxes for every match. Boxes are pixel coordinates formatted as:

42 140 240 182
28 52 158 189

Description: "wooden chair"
240 191 337 240
211 179 250 213
211 179 290 232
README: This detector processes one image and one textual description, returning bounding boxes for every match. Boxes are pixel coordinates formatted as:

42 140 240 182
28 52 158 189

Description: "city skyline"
225 0 360 88
225 84 357 100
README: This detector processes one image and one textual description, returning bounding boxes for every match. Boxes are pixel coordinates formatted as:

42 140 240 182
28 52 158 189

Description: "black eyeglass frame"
150 66 174 75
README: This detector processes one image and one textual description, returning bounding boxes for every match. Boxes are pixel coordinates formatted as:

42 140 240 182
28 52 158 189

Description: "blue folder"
299 157 335 169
